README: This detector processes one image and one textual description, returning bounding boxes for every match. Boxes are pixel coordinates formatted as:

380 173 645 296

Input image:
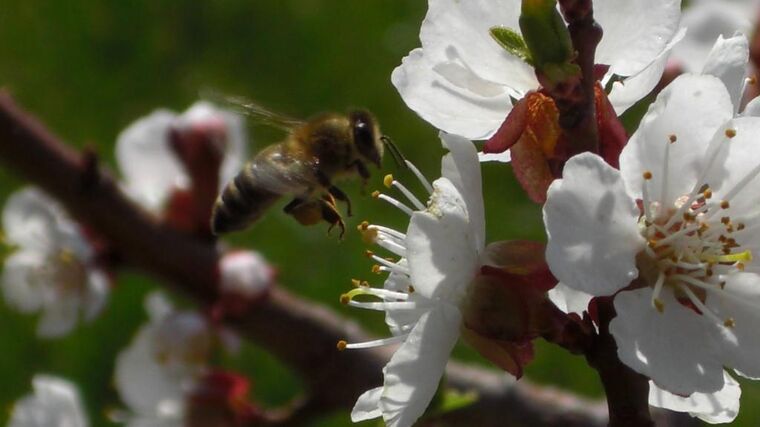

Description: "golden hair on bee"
209 94 393 238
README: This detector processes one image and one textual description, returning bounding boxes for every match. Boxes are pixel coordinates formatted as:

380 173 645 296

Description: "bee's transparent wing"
200 90 304 131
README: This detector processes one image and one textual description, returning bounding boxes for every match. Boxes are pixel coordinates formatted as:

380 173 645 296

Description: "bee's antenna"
381 135 407 170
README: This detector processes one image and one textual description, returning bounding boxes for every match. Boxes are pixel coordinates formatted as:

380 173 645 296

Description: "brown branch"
0 91 698 426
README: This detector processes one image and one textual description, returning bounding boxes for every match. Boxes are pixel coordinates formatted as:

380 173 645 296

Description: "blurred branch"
0 91 697 426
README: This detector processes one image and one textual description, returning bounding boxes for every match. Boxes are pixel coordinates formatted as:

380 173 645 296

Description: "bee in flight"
209 93 402 237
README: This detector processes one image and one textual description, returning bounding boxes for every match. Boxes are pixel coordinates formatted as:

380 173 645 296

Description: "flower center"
36 248 88 295
636 129 758 328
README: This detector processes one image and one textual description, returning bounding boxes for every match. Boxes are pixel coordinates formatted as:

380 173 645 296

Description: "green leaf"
489 26 533 64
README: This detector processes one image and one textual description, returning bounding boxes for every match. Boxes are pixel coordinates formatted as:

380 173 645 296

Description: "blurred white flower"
114 292 213 427
544 67 760 408
116 101 247 212
345 133 484 427
392 0 684 140
9 374 89 427
1 188 109 338
672 0 759 72
219 250 274 298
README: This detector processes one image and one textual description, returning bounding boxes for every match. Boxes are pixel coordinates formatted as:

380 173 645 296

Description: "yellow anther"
408 285 415 293
749 76 758 85
643 171 653 180
360 280 369 287
351 278 362 288
737 223 746 231
725 128 737 138
721 216 731 225
340 293 350 305
364 250 374 258
738 263 746 271
706 268 713 277
371 190 380 198
668 134 677 143
703 189 713 199
357 221 369 231
360 227 378 245
337 340 347 351
724 318 736 328
648 239 658 248
720 281 727 289
371 264 382 274
653 298 665 313
721 200 730 209
383 174 394 188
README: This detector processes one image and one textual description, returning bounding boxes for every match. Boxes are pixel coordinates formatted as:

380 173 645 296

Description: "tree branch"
0 91 697 426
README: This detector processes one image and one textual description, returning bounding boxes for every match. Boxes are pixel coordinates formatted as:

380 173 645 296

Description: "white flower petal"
36 295 80 338
116 109 185 212
83 270 110 321
418 0 536 95
608 27 686 115
620 74 734 202
407 178 479 303
741 96 760 117
115 325 193 416
9 375 89 427
610 287 725 396
2 251 46 313
706 273 760 380
672 0 755 72
478 151 510 163
702 34 749 112
391 48 512 140
439 133 484 251
544 153 643 296
379 304 461 427
704 117 760 216
3 188 61 251
547 282 593 316
177 101 248 187
649 371 740 424
594 0 682 77
351 387 383 422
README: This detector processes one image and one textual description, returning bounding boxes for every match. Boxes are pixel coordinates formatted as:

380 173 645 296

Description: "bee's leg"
283 197 306 214
285 198 324 226
348 160 371 194
327 185 352 217
320 199 346 238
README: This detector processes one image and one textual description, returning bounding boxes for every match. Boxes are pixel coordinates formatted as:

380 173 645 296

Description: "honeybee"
210 94 401 237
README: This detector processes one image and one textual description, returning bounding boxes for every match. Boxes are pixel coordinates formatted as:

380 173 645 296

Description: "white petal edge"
548 283 593 316
610 287 726 396
701 33 749 113
351 386 383 422
379 304 461 427
649 371 740 424
440 132 485 251
9 374 89 427
544 153 643 296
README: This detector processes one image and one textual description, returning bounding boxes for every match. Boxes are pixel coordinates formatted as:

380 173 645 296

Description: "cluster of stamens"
337 161 435 351
639 130 757 329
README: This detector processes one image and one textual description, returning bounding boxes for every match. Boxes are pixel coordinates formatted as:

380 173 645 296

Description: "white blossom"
543 38 760 419
9 374 89 427
392 0 684 140
345 133 485 427
113 292 213 427
116 101 247 212
1 188 109 338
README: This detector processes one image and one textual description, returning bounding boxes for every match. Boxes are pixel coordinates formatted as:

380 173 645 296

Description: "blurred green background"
0 1 756 426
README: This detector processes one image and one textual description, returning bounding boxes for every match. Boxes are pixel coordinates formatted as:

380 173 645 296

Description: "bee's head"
349 110 383 168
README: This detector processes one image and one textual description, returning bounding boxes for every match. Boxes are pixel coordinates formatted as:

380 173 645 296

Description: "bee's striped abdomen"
211 166 280 235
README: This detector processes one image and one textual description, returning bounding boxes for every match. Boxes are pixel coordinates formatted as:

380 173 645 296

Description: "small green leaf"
489 26 533 64
431 388 479 416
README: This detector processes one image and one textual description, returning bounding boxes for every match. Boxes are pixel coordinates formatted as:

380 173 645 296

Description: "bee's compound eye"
351 111 381 166
353 120 373 147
